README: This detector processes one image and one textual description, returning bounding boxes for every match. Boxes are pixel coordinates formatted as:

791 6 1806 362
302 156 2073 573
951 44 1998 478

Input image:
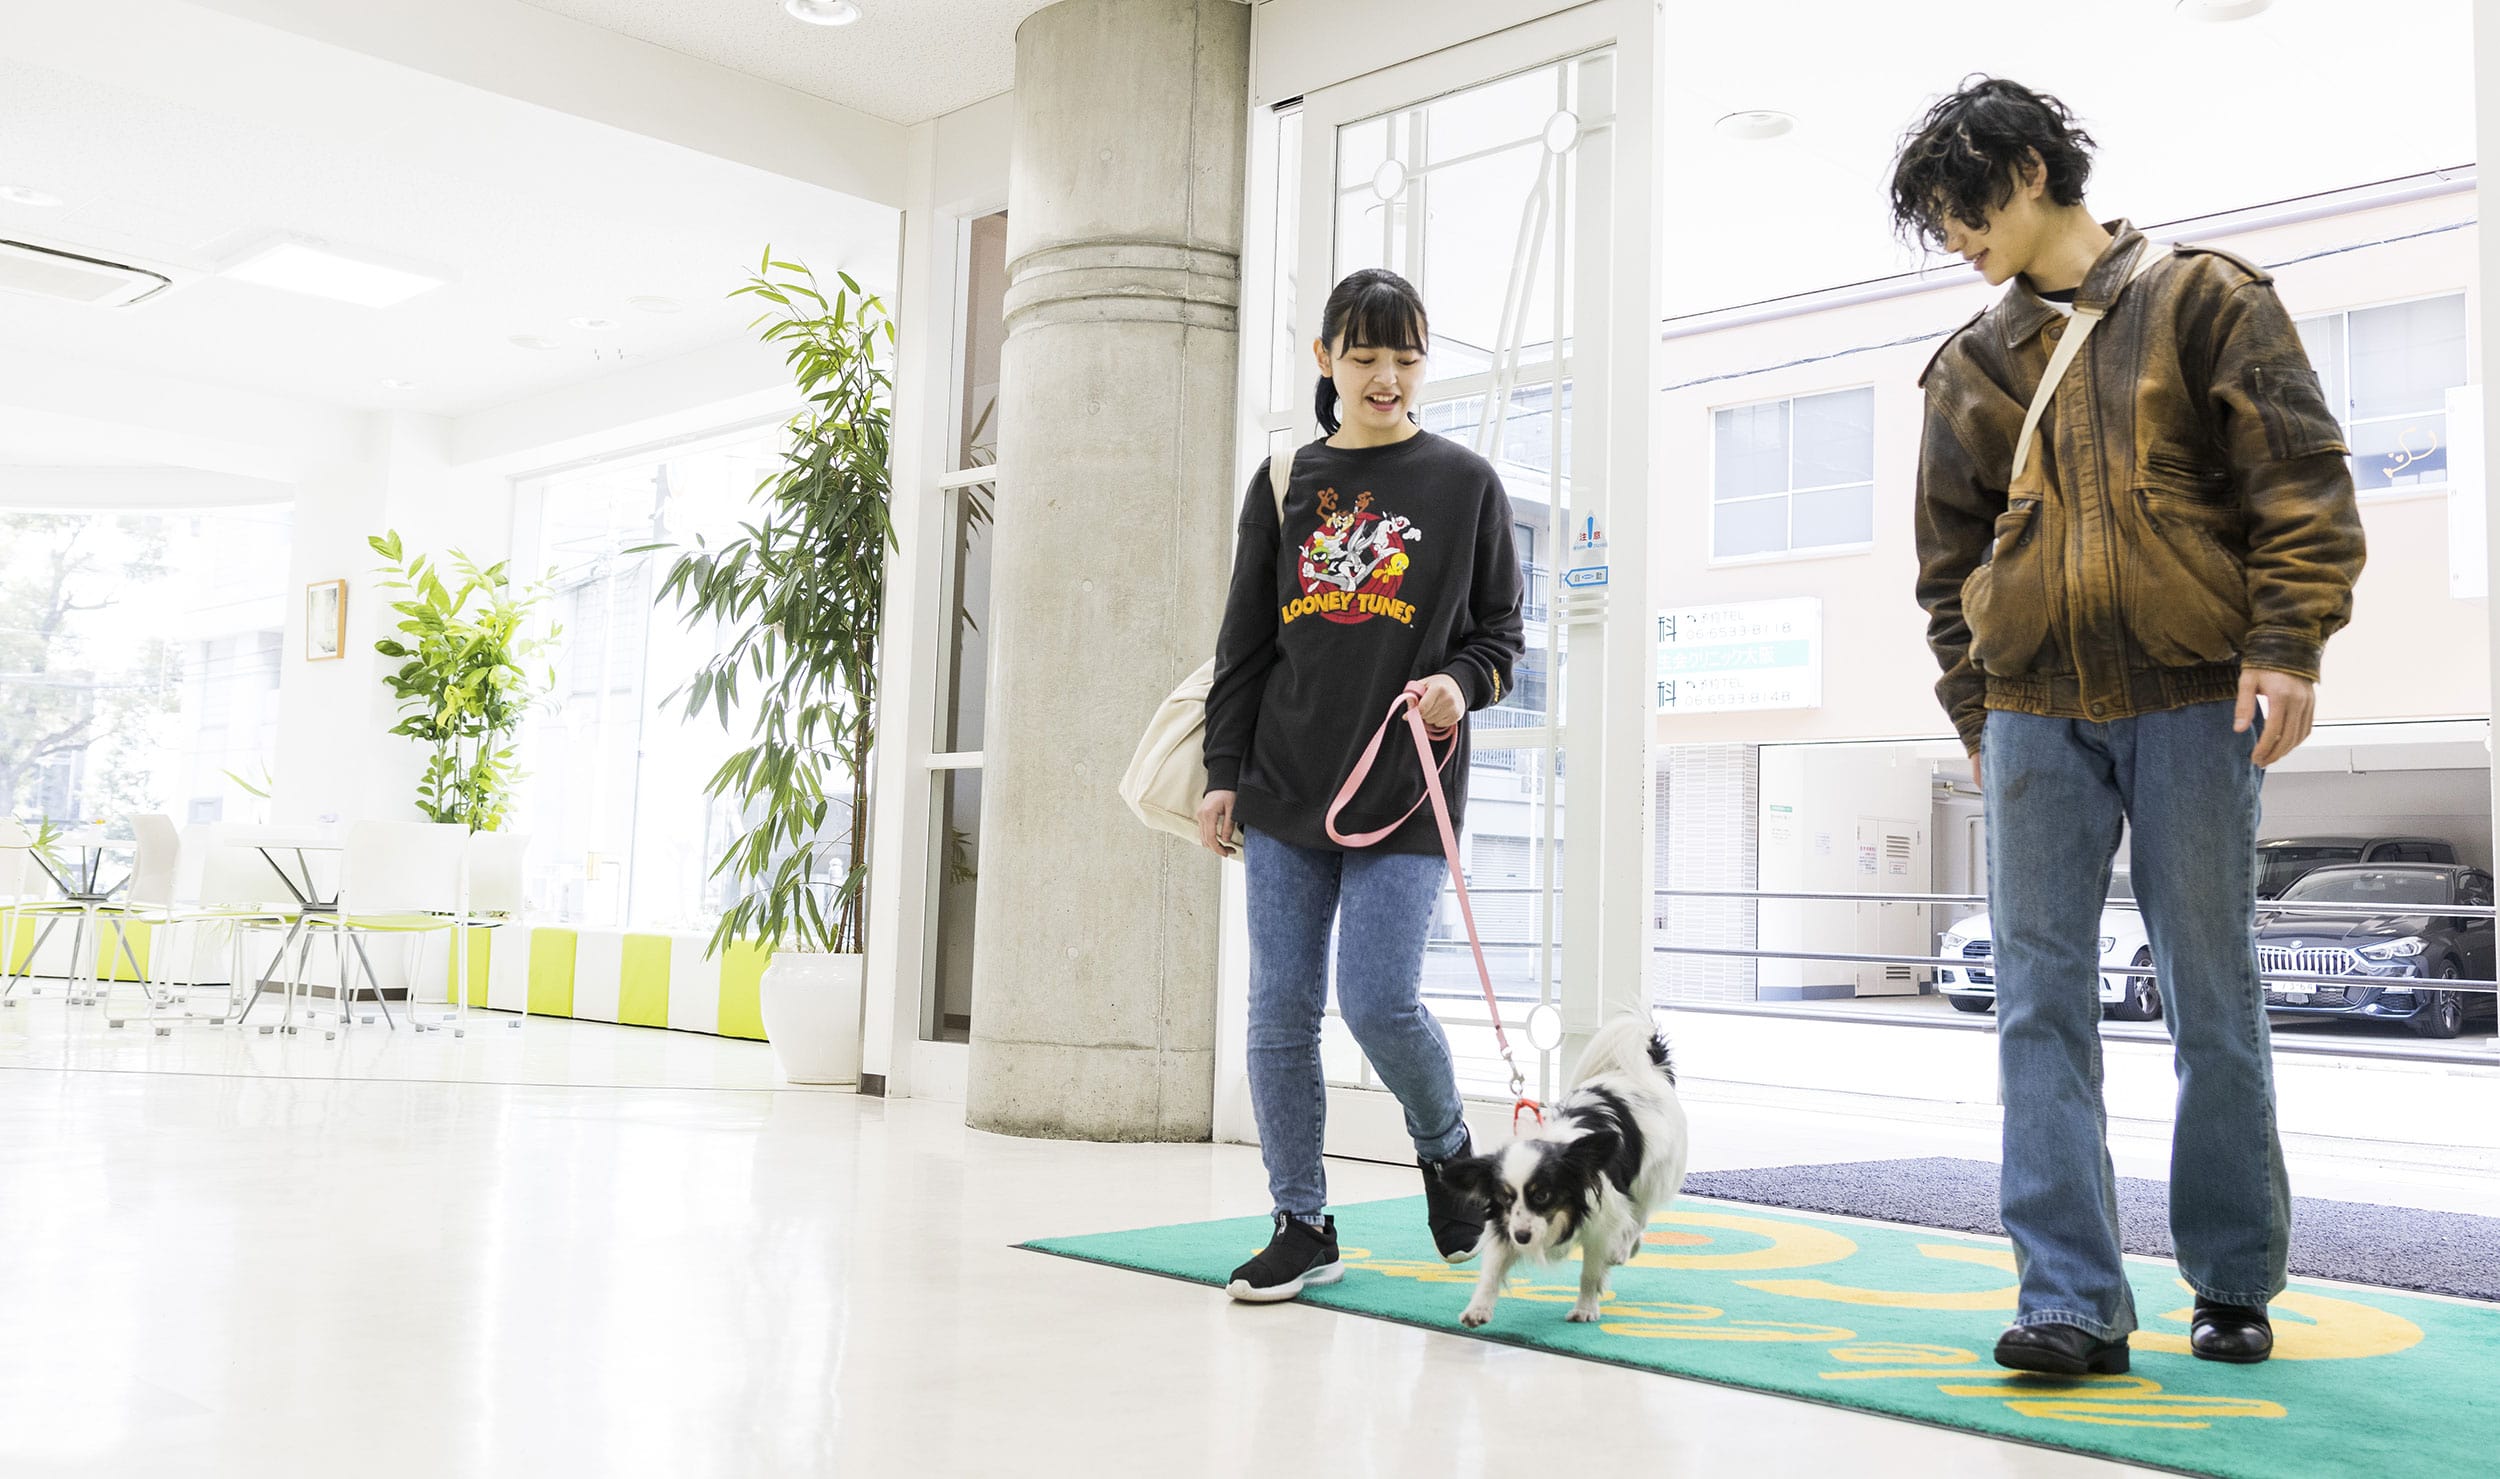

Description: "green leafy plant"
368 534 556 831
648 252 896 958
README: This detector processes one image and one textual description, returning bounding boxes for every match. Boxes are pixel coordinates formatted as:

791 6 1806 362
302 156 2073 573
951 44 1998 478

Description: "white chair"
294 822 469 1036
4 815 173 1015
455 830 531 1033
153 826 302 1023
0 818 52 1007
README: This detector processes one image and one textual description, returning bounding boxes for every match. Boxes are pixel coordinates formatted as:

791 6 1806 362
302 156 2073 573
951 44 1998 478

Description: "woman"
1199 267 1526 1303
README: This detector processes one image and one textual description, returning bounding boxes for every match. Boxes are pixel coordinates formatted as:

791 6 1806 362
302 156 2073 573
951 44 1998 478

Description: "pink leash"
1327 682 1544 1129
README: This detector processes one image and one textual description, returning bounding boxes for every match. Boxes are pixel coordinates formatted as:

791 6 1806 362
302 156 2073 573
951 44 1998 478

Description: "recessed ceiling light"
568 316 620 332
784 0 860 25
2175 0 2272 19
625 295 682 314
223 236 448 308
509 333 562 351
0 185 63 208
1715 110 1796 143
379 378 421 391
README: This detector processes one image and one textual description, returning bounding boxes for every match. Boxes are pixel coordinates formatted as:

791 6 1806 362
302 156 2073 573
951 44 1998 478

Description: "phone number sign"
1655 599 1823 713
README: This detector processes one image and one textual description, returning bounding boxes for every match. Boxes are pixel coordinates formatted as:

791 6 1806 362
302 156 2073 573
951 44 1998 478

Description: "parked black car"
2255 836 2457 899
2256 864 2497 1039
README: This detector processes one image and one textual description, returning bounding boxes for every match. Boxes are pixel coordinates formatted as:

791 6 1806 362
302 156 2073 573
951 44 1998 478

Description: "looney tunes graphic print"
1281 487 1422 627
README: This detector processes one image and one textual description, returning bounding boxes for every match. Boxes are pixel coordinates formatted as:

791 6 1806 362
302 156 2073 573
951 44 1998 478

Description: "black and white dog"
1434 1017 1687 1327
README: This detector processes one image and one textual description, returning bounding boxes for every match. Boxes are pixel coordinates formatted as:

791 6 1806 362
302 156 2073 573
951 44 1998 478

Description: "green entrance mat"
1023 1195 2499 1478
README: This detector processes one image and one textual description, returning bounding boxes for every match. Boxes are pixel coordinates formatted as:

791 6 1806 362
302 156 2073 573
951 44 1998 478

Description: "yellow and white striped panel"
444 925 767 1041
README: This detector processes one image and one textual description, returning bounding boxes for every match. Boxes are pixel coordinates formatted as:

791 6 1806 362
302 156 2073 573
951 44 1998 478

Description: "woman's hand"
1413 673 1467 731
1197 790 1239 855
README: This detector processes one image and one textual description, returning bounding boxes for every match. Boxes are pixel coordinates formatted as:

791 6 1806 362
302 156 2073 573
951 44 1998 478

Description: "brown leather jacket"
1915 222 2366 753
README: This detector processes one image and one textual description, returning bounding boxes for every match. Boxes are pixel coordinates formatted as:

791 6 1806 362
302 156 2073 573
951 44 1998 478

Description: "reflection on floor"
0 995 2485 1477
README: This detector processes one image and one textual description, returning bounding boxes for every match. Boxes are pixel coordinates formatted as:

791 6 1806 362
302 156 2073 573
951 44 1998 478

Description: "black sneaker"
1420 1134 1487 1263
1225 1214 1342 1303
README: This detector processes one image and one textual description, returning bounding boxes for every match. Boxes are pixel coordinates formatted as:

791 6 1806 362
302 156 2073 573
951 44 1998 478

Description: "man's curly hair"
1889 77 2097 251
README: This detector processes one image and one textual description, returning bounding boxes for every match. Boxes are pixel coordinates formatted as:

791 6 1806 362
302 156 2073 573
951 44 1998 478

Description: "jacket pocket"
2124 488 2251 666
1962 498 2052 677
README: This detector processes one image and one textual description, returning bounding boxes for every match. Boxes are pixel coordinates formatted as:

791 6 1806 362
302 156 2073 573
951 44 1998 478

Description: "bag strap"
2009 242 2169 483
1328 684 1540 1123
1271 444 1295 523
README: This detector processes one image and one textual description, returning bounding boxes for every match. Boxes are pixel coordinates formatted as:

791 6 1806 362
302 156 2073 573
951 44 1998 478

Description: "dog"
1432 1017 1687 1327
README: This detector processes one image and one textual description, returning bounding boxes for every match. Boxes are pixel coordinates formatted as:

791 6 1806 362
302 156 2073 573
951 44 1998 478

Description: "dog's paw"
1459 1301 1495 1328
1566 1300 1604 1323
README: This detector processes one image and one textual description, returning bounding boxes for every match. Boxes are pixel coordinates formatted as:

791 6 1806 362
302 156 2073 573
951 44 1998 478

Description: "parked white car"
1934 870 2163 1021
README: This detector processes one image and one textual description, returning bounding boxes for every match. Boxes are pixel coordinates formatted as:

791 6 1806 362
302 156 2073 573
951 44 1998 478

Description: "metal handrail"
1648 942 2499 996
1652 885 2498 920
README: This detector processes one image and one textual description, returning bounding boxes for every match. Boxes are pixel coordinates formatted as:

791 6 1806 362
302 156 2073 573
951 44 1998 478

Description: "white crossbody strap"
1272 444 1295 523
2009 243 2170 483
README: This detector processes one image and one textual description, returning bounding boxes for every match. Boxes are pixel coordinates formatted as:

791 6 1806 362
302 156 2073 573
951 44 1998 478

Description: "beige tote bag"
1119 444 1295 858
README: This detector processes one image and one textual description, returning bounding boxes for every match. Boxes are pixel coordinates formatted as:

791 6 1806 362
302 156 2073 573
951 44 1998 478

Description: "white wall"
1654 191 2485 752
1756 743 1935 998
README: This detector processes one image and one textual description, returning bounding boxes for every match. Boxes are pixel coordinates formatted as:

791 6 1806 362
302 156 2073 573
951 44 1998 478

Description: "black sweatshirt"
1204 430 1526 855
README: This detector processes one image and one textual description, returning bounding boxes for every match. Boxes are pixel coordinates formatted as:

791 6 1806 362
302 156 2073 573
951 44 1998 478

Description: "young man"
1892 78 2365 1376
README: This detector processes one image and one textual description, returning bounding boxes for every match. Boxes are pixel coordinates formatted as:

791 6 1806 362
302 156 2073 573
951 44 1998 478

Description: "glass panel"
1714 498 1789 559
938 481 995 753
953 212 1008 472
1335 115 1389 194
1421 67 1555 162
1417 139 1559 385
2347 294 2467 421
2295 313 2347 419
1269 109 1305 417
1714 401 1789 501
1791 483 1875 549
928 768 981 1043
1792 388 1875 487
2350 412 2449 491
0 507 293 827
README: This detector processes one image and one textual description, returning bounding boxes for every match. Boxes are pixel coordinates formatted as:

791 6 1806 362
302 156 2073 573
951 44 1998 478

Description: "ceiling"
0 2 900 463
1657 0 2478 315
518 0 1052 126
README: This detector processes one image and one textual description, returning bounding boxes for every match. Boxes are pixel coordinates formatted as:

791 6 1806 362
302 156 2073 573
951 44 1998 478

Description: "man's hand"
2237 669 2315 768
1970 754 1983 791
1414 673 1467 730
1196 790 1238 855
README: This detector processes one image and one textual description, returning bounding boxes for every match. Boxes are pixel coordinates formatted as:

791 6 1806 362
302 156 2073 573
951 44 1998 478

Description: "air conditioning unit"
0 239 173 307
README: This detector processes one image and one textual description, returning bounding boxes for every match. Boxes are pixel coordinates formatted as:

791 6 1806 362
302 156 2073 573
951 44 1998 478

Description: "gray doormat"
1682 1156 2500 1304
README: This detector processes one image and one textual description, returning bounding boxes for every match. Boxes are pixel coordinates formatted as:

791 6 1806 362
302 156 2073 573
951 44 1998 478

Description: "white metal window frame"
1704 384 1878 567
2295 288 2473 504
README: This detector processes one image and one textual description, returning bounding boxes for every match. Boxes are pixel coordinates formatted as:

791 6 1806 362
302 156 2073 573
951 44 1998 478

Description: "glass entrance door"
1218 6 1650 1162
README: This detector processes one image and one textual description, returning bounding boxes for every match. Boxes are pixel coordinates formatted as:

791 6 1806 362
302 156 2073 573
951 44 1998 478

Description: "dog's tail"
1569 1015 1676 1088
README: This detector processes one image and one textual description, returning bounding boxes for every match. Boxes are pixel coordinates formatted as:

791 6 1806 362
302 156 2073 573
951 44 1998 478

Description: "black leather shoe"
2191 1300 2274 1363
1994 1323 2131 1375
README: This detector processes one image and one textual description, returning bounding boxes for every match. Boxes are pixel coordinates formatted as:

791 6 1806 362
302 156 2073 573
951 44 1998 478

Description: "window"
0 507 291 830
516 425 806 932
2296 293 2468 496
1711 387 1875 559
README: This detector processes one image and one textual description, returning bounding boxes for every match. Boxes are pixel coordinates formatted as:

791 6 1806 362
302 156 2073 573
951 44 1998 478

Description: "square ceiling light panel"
221 236 451 308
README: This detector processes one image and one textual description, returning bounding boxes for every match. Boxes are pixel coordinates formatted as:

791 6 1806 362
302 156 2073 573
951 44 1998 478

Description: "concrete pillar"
966 0 1250 1140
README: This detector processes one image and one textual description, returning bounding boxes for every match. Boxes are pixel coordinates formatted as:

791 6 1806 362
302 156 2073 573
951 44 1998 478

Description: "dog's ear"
1561 1129 1620 1179
1432 1154 1499 1207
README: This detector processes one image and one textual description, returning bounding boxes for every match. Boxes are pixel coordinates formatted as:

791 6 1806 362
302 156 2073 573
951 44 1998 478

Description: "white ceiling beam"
163 0 910 206
0 351 366 483
0 466 295 508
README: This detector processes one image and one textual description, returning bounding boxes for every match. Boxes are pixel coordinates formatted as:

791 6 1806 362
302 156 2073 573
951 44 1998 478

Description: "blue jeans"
1985 703 2291 1340
1245 829 1470 1221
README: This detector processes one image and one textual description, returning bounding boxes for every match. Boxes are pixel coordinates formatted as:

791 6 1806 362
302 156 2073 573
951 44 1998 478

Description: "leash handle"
1328 684 1538 1115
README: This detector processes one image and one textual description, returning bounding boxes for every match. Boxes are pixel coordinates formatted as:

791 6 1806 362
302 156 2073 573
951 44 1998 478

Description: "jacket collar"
1998 220 2148 348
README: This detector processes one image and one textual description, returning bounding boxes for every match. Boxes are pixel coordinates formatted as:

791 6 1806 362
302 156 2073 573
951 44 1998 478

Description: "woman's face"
1317 334 1426 437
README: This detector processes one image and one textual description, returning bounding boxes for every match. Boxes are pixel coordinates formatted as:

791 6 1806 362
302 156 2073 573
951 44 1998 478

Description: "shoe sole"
2191 1346 2271 1364
1995 1341 2130 1376
1225 1260 1343 1304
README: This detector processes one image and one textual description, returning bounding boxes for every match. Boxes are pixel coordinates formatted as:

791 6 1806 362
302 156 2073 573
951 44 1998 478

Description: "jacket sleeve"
2205 278 2367 681
1202 459 1283 795
1913 351 2002 755
1439 471 1524 712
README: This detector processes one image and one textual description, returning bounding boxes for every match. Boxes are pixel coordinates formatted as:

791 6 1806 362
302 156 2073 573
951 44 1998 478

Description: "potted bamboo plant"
649 251 894 1084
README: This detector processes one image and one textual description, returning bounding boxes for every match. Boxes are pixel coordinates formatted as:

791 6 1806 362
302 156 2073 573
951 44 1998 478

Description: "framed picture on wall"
306 579 347 662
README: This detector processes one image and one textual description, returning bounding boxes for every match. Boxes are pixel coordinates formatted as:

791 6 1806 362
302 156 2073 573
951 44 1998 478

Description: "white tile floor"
0 992 2487 1478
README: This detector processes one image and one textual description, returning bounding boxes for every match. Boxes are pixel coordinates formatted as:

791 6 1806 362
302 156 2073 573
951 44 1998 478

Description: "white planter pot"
759 950 864 1086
